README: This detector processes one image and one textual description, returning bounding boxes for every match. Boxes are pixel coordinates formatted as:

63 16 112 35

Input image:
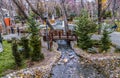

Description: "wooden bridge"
43 30 77 41
43 29 77 49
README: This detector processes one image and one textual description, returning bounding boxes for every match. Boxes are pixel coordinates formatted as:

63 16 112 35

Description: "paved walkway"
2 34 20 40
2 33 29 40
2 32 120 48
110 32 120 48
92 32 120 48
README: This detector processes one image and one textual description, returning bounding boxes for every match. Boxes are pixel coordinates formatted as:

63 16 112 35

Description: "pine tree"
21 37 30 59
75 10 97 50
100 29 111 52
27 14 44 61
12 38 22 66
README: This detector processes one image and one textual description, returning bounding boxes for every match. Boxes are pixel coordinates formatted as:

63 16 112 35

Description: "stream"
50 40 105 78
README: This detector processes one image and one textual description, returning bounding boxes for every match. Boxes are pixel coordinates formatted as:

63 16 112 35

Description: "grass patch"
0 41 27 77
0 41 15 77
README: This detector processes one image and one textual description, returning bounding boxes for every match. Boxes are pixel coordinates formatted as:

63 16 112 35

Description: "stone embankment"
71 41 120 78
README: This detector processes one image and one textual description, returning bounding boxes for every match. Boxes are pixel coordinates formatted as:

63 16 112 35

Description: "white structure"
0 43 3 53
62 21 65 27
52 15 55 20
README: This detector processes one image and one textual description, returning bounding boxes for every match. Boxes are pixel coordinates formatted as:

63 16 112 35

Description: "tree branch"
12 0 28 19
101 0 112 17
26 0 54 30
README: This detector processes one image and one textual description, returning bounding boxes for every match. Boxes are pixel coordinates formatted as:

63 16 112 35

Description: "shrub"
21 37 30 59
75 10 97 50
115 48 120 53
100 29 111 52
103 11 112 19
12 38 22 66
7 39 12 43
92 40 102 48
0 41 15 77
15 20 20 24
27 14 44 61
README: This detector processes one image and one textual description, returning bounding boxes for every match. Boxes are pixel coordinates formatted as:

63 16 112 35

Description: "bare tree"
54 4 62 18
81 0 84 9
0 0 7 33
112 0 117 21
98 0 112 34
60 0 69 32
12 0 28 19
98 0 102 34
12 0 54 29
25 0 54 30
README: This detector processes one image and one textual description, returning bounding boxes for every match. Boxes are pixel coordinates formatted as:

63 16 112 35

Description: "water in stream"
50 40 105 78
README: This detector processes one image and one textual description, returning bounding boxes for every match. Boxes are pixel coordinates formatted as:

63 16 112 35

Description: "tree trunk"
81 0 84 9
97 0 112 34
113 0 117 22
0 1 7 34
61 0 68 33
8 0 15 25
12 0 28 19
26 0 54 30
98 0 102 34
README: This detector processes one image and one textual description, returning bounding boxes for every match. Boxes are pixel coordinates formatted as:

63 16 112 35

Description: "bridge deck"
52 36 76 41
42 29 77 41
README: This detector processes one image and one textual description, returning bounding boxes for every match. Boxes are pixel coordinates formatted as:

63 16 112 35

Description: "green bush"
115 48 120 53
92 40 102 48
7 39 12 43
100 29 111 52
0 41 15 77
31 38 44 61
75 10 97 50
15 20 20 24
103 11 112 19
27 14 44 61
21 37 30 59
12 39 22 66
0 41 28 77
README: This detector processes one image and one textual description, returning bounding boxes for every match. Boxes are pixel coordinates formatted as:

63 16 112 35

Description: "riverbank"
3 38 61 78
72 42 120 78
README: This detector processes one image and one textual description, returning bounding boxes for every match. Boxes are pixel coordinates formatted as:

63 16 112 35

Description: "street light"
44 16 50 50
44 0 50 50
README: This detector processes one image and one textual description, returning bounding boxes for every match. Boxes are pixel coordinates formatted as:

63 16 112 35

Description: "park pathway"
110 32 120 48
92 32 120 48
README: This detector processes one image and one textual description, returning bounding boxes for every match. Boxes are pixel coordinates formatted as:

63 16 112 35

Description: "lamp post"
44 0 50 50
44 16 50 50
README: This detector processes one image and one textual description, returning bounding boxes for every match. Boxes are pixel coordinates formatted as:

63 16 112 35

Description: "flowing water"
50 40 105 78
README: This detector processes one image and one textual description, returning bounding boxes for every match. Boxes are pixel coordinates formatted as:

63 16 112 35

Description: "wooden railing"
43 29 77 49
